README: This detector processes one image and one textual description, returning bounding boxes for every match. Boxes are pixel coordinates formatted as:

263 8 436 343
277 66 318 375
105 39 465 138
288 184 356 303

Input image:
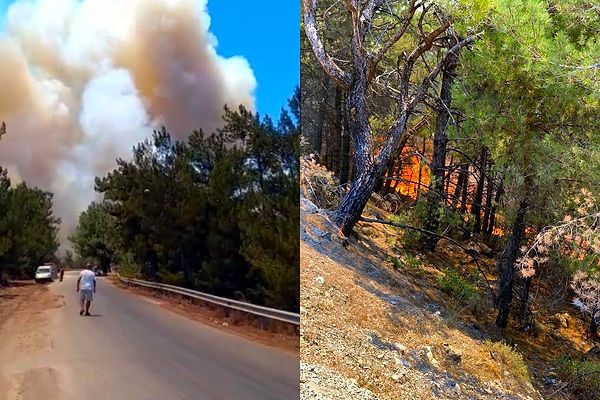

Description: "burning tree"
302 0 483 235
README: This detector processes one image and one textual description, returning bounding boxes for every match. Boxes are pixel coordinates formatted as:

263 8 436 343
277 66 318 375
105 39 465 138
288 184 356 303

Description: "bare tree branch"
303 0 352 88
367 0 417 82
410 32 482 108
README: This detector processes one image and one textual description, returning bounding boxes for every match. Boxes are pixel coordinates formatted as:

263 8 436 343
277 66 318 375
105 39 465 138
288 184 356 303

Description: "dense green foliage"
0 123 60 282
557 355 600 399
73 92 300 311
302 0 600 330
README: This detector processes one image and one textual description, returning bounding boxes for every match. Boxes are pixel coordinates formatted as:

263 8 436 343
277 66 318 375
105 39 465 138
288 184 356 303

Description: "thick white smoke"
0 0 257 248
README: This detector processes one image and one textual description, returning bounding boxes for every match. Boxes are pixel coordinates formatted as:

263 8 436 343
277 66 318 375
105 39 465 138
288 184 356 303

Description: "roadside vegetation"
0 123 60 284
70 91 300 312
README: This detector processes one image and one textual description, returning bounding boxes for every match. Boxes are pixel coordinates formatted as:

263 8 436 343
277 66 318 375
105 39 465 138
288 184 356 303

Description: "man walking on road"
77 264 96 316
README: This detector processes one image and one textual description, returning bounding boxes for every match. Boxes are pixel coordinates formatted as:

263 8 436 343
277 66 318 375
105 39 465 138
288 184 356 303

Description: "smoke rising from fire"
0 0 257 248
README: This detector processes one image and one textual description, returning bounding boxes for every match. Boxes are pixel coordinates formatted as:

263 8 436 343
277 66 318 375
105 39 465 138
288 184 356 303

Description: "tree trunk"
339 106 351 185
380 158 396 195
481 168 495 235
331 86 343 175
334 166 384 235
314 76 330 160
460 163 470 213
444 156 454 204
380 135 410 195
416 138 426 199
472 148 488 234
519 276 532 319
333 68 410 235
495 198 527 329
452 164 466 208
486 178 504 241
423 52 456 250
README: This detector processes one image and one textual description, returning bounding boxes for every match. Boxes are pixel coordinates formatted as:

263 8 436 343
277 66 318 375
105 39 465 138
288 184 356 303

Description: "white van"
35 265 58 283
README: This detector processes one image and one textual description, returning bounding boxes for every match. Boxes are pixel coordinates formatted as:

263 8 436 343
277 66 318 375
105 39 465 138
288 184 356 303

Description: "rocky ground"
300 193 544 400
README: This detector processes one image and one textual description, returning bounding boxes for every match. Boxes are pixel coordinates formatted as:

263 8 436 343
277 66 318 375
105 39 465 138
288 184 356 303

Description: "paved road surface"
2 271 299 400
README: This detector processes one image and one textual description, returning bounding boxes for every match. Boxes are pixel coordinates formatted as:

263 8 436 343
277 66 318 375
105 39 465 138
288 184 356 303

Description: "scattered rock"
391 374 399 381
300 196 319 213
543 377 557 386
422 346 440 368
443 343 462 364
300 363 378 400
315 276 325 286
394 343 407 354
222 322 229 327
312 227 332 241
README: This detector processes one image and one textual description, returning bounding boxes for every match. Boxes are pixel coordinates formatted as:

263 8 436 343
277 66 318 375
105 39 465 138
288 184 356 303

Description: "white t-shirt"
79 269 96 290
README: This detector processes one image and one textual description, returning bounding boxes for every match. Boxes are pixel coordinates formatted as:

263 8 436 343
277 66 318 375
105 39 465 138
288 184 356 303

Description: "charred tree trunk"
331 86 343 175
339 102 351 185
444 156 454 203
495 198 528 329
314 76 330 160
486 178 504 241
452 163 466 208
472 148 488 234
380 135 410 195
380 158 397 195
481 168 495 235
416 138 426 199
519 276 533 318
423 51 457 250
460 163 470 213
333 80 410 235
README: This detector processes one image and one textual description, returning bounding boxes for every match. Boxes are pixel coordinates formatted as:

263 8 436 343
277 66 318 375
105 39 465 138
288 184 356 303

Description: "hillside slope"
300 196 542 400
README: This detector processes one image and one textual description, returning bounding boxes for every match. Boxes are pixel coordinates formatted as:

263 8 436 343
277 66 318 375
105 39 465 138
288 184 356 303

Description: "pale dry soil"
0 282 65 400
300 199 543 400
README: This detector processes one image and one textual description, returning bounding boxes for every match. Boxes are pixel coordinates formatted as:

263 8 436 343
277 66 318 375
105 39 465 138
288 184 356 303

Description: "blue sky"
0 0 300 121
208 1 299 121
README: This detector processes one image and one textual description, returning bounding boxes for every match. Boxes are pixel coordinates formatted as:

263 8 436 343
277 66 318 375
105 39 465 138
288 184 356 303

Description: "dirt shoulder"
107 276 300 354
0 281 64 400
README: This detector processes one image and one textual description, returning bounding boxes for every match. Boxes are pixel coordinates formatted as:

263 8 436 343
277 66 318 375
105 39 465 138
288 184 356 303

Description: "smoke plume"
0 0 257 248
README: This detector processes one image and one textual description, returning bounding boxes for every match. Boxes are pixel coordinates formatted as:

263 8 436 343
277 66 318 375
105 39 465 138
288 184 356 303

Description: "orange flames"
387 146 430 199
382 141 509 237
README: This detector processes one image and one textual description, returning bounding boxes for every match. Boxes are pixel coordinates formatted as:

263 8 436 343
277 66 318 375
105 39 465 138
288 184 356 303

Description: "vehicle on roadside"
35 265 58 283
94 267 105 277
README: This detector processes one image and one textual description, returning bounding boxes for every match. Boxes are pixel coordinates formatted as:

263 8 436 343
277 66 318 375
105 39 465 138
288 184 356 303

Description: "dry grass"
483 340 531 384
301 208 540 399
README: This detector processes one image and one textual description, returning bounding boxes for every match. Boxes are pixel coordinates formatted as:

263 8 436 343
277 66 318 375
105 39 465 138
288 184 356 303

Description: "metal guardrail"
117 274 300 326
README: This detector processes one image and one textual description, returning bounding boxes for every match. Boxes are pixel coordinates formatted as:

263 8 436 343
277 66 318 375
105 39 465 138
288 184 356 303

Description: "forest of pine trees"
0 122 60 283
70 90 300 312
302 0 599 334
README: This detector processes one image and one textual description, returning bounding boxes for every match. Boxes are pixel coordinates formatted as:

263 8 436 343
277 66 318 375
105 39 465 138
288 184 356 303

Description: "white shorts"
79 289 93 302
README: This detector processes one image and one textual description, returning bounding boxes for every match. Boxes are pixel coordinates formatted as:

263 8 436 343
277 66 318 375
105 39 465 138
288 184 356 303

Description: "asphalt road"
5 271 299 400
